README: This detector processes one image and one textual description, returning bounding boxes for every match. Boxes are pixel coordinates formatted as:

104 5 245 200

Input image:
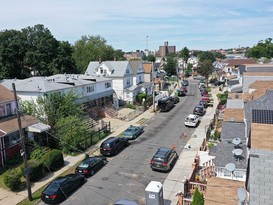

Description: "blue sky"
1 0 273 52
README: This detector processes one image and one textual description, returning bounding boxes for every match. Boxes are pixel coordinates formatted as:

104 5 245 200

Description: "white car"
185 114 200 127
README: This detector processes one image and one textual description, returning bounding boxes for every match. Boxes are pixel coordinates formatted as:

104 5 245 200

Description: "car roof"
102 136 118 143
154 147 172 158
82 156 101 163
188 114 197 118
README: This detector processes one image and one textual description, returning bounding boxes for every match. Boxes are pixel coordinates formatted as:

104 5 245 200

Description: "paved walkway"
0 85 219 205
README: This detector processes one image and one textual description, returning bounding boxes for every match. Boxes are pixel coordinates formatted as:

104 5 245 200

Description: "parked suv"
193 105 206 116
100 137 129 156
150 147 178 172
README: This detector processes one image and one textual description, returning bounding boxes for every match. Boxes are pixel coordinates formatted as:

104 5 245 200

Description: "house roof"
243 72 273 76
129 60 144 76
225 75 237 79
220 121 245 141
249 80 273 89
1 74 110 93
0 84 15 103
244 90 273 137
205 177 245 205
143 62 153 73
223 108 244 122
251 123 273 151
86 61 132 77
209 139 247 170
226 59 256 67
0 115 39 136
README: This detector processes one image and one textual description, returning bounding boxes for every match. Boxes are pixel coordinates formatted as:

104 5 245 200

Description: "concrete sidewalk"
162 86 220 204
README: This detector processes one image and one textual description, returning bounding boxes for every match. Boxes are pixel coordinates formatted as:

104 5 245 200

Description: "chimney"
99 57 102 64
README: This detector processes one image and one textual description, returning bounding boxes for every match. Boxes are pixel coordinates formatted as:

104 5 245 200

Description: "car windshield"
79 160 94 168
125 128 134 133
46 181 61 192
186 117 194 122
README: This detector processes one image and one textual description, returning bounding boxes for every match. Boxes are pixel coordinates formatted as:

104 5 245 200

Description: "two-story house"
86 60 151 105
0 85 50 166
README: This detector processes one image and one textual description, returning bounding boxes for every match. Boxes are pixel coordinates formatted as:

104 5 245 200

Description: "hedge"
20 160 44 182
3 169 22 191
42 149 64 172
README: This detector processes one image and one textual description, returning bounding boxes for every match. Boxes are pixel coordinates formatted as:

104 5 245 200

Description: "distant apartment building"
159 41 176 57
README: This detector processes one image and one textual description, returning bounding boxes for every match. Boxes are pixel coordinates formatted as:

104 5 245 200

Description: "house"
210 121 247 182
1 74 114 117
86 60 152 104
0 85 50 166
223 58 256 74
246 123 273 204
226 93 244 109
242 72 273 93
143 62 157 83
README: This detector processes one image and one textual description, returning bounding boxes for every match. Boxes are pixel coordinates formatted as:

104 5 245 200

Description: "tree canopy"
245 38 273 59
178 47 190 63
198 51 216 63
197 60 213 81
0 24 77 79
72 35 125 73
163 56 177 76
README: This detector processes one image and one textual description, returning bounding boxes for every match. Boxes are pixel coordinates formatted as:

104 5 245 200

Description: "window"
0 105 5 117
126 69 130 74
100 67 103 74
86 85 95 93
105 82 111 88
138 76 142 82
6 103 11 115
126 79 131 86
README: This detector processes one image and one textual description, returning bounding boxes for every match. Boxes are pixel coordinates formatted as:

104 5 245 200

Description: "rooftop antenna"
237 187 246 205
225 163 235 180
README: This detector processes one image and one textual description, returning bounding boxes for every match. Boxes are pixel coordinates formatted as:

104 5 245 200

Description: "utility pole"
12 83 32 201
152 62 156 112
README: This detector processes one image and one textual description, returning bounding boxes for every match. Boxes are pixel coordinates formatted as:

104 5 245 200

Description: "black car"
100 137 129 156
170 96 180 104
181 80 189 87
199 100 208 108
75 156 108 176
177 90 186 97
214 80 225 86
150 147 178 172
41 174 85 204
193 105 206 116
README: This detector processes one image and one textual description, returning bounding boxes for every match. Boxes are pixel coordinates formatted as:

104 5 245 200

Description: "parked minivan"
100 137 129 156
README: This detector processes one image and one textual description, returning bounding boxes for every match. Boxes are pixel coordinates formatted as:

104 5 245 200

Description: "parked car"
201 89 208 96
122 125 144 140
150 147 178 172
193 75 205 80
75 156 108 176
214 80 225 86
100 137 129 156
41 174 85 204
170 95 180 104
201 95 211 103
193 105 206 116
184 114 200 127
181 80 189 87
199 100 208 108
158 96 175 112
177 90 186 97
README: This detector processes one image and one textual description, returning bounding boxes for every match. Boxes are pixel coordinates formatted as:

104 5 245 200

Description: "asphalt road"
43 80 201 205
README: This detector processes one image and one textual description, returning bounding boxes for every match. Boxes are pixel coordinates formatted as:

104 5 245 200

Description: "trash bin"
145 181 164 205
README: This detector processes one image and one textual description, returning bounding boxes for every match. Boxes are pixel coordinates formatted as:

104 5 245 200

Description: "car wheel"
115 149 118 155
90 169 95 176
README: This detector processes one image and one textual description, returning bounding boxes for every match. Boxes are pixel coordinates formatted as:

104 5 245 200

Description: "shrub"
125 103 136 110
30 147 48 160
42 149 64 172
20 160 44 182
213 130 220 140
3 169 22 191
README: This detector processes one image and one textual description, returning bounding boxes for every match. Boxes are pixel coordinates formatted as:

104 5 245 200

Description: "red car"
201 96 210 103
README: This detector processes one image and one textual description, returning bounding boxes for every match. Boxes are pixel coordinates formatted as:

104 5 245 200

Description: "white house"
1 74 114 108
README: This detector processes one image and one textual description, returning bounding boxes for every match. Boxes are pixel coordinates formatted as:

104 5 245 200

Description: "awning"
26 123 51 133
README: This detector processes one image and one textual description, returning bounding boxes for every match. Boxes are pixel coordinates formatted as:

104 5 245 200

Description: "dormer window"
126 69 130 74
105 82 111 88
100 67 103 74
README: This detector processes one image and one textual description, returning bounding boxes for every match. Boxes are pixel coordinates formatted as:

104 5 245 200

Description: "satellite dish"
232 138 241 145
232 149 243 156
225 163 235 172
237 187 246 202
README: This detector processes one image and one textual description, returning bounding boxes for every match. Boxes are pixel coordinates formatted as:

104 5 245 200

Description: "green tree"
55 115 89 153
72 35 116 73
245 38 273 59
198 51 216 63
212 51 226 59
22 24 59 76
178 47 190 63
163 56 177 76
0 29 28 78
197 60 213 83
146 55 156 62
192 187 204 205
